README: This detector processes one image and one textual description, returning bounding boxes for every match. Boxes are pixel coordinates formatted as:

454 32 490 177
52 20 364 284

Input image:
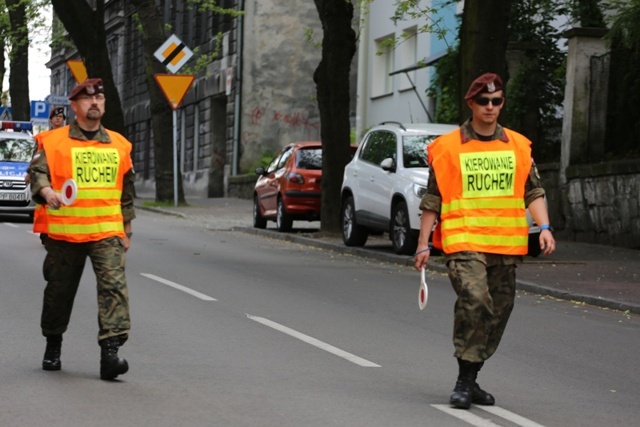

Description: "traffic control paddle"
419 267 429 310
61 179 78 206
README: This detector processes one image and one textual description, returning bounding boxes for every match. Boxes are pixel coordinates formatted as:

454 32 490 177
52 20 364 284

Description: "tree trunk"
313 0 356 233
129 0 185 204
0 37 5 97
51 0 126 135
6 0 30 121
458 0 510 121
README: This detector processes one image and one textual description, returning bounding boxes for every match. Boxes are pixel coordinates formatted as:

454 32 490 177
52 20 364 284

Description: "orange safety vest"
428 128 532 255
41 130 132 243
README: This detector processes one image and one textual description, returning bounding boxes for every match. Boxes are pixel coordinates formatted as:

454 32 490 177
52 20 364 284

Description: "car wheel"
341 195 368 246
391 201 417 255
276 198 293 232
253 195 267 229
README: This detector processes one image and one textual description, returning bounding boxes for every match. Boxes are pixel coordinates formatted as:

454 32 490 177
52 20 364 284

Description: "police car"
0 121 36 218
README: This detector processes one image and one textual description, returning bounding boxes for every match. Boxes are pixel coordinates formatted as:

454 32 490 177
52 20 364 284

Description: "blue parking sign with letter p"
30 101 49 120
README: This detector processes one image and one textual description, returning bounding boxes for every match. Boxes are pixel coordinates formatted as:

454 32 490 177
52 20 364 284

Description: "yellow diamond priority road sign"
154 74 195 110
154 34 194 74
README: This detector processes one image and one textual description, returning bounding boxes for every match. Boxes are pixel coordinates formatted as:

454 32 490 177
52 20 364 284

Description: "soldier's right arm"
30 149 52 205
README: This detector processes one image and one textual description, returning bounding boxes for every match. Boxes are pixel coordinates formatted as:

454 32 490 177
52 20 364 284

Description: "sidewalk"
134 195 640 315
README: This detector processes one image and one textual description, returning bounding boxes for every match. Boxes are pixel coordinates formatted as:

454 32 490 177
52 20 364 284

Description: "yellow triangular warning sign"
66 59 88 84
154 74 195 110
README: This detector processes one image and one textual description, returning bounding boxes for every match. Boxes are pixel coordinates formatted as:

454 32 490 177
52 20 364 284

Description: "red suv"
253 141 324 231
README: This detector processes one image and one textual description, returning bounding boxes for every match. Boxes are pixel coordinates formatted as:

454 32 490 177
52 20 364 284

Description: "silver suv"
341 122 458 254
0 122 36 218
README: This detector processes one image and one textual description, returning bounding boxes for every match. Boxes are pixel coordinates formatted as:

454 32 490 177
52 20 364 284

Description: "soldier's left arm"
524 159 555 256
121 168 136 223
524 159 545 207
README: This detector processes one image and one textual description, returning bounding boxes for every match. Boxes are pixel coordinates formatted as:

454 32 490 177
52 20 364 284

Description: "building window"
398 27 417 91
372 35 394 97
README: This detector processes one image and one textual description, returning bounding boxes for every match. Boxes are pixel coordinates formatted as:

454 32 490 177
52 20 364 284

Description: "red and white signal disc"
61 179 78 206
418 267 429 310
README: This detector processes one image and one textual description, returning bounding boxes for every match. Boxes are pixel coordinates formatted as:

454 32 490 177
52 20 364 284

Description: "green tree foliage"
181 0 243 76
605 0 640 159
570 0 606 27
401 0 566 162
426 43 460 124
502 0 566 163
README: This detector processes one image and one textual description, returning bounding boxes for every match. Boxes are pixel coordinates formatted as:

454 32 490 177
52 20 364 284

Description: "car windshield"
402 135 439 168
0 137 34 162
295 147 322 170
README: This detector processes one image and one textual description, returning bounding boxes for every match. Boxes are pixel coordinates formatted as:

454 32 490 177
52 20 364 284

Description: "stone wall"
563 160 640 248
227 173 257 199
540 159 640 249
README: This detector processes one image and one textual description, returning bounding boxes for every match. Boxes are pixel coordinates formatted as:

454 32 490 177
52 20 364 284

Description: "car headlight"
413 183 427 198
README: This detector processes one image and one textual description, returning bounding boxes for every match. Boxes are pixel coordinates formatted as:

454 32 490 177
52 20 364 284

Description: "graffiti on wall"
247 104 320 141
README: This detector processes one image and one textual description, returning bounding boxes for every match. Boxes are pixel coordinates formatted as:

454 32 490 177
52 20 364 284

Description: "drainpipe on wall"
231 0 244 176
355 2 369 143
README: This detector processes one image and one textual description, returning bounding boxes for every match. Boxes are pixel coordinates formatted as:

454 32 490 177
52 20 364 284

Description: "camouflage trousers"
42 236 130 342
446 255 517 363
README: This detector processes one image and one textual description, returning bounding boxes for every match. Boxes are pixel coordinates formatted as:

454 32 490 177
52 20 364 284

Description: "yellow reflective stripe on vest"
441 216 528 230
443 232 528 248
442 198 525 214
48 221 124 235
75 189 122 199
47 205 122 218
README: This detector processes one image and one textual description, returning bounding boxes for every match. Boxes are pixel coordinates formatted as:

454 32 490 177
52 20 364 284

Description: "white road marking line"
477 406 547 427
4 223 19 228
247 314 380 367
431 405 503 426
140 273 217 301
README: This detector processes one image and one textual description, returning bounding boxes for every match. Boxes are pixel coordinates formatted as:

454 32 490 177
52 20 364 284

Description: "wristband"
126 232 133 238
539 224 553 232
413 248 431 256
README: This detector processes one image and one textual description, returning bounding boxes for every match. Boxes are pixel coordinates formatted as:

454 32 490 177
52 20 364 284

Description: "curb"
136 204 640 315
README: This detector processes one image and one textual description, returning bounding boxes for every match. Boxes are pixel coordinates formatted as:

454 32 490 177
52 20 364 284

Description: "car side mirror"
380 157 395 172
255 167 265 176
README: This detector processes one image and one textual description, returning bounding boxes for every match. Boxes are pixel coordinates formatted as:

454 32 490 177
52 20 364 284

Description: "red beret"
49 107 66 119
68 78 105 100
464 73 503 100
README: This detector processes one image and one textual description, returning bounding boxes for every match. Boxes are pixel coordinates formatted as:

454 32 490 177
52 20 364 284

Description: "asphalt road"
1 210 638 427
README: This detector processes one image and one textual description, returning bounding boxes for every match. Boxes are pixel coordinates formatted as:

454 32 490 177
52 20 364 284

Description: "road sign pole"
173 109 178 207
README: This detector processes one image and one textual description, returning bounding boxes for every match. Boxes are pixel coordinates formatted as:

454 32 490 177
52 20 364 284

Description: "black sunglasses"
475 96 504 106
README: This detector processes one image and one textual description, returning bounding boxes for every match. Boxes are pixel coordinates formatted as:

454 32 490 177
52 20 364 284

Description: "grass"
140 200 190 208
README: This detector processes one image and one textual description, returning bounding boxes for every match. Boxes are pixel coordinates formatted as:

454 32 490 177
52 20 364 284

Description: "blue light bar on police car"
0 121 33 131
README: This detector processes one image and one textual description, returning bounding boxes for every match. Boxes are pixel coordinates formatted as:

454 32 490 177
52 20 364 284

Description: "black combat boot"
471 362 495 405
450 358 481 409
42 335 62 371
99 337 129 380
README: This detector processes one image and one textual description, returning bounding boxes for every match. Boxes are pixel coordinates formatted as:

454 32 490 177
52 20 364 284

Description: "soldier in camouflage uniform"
414 73 556 409
30 78 136 380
